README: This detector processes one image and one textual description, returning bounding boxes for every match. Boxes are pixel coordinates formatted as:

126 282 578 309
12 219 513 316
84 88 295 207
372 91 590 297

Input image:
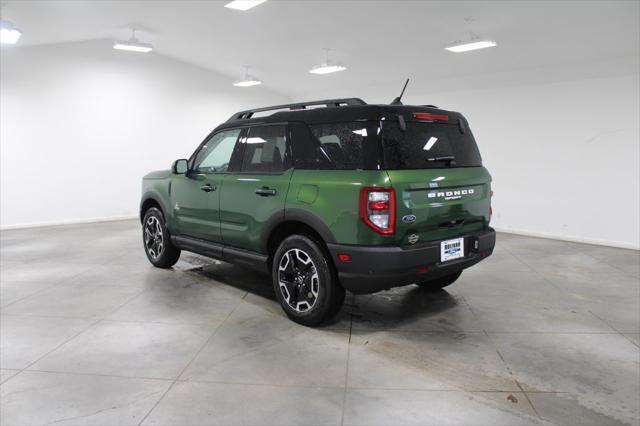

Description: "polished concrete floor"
0 219 638 426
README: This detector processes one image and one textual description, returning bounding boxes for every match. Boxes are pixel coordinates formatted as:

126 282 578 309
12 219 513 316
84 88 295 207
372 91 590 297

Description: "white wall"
302 69 640 249
427 75 639 249
0 40 290 228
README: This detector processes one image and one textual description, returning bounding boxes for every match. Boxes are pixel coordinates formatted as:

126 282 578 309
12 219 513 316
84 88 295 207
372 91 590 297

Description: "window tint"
193 129 241 173
381 122 482 169
303 122 379 170
239 125 287 173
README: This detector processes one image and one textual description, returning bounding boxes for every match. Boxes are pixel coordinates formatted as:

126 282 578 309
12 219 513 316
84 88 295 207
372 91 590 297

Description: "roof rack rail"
226 98 367 122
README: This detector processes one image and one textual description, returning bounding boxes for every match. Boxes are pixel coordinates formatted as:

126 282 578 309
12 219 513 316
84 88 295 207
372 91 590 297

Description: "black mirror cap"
172 159 188 174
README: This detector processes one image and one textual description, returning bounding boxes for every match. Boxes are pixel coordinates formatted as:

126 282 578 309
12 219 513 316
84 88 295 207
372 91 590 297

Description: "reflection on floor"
1 219 638 425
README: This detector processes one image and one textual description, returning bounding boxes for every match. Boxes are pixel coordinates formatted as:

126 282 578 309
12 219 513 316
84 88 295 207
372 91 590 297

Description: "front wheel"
416 270 462 292
142 207 181 268
272 235 345 326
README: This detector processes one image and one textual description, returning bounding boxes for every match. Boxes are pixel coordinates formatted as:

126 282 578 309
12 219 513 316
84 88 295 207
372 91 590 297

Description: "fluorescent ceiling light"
224 0 267 11
309 63 346 75
445 40 496 53
233 77 262 87
113 29 153 53
0 20 22 44
309 48 346 75
233 66 262 87
113 41 153 53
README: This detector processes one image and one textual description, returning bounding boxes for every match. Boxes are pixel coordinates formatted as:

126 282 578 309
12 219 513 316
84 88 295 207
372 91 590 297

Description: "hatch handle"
439 219 465 228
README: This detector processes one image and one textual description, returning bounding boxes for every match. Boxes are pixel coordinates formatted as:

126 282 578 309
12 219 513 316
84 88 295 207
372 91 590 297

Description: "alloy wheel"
278 248 320 312
144 216 164 260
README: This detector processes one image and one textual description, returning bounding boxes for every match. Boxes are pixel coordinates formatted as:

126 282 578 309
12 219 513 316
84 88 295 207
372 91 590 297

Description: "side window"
193 129 241 173
239 125 288 173
301 122 379 170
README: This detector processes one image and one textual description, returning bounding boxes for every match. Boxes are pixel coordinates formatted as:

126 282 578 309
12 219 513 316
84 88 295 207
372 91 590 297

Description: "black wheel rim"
278 248 320 312
144 216 164 260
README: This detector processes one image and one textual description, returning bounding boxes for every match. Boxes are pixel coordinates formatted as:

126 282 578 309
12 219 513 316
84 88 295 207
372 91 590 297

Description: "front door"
220 124 292 252
172 128 242 242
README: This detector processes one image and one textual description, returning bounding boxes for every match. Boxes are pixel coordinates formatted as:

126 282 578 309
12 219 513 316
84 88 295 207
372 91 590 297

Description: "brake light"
359 187 396 235
413 112 449 122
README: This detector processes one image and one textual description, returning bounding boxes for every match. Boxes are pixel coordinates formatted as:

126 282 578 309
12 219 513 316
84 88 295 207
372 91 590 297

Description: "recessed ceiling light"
113 29 153 53
445 39 496 53
309 48 347 75
0 20 22 45
224 0 267 11
233 66 263 87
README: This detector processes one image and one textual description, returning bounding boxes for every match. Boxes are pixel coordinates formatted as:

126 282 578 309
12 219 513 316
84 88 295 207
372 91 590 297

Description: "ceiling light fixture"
0 20 22 44
309 48 346 75
113 29 153 53
224 0 267 11
445 32 496 53
233 66 263 87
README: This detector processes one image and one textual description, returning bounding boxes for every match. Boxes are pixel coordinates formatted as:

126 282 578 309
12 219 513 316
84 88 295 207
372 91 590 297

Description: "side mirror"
172 159 188 174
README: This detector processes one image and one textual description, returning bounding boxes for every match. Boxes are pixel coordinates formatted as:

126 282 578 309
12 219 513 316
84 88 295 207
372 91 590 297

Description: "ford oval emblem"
402 214 416 224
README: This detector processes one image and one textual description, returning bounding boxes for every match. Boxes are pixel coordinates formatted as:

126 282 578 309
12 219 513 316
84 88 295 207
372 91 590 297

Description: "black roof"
214 98 464 131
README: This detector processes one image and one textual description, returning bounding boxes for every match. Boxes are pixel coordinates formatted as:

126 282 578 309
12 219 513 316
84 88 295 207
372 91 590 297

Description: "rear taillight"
413 112 449 122
359 187 396 235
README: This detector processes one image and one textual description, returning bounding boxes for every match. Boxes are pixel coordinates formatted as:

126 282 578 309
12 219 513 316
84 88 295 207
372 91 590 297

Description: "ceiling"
2 0 639 98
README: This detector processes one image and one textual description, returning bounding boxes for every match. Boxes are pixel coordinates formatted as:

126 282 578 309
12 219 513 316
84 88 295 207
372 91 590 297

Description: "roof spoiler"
226 98 367 122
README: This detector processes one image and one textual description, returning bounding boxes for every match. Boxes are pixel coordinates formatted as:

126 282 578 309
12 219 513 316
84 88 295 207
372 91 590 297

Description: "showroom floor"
0 220 638 426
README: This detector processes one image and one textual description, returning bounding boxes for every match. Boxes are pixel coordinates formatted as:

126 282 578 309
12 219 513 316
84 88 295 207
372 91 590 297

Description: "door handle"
200 184 216 192
255 187 277 196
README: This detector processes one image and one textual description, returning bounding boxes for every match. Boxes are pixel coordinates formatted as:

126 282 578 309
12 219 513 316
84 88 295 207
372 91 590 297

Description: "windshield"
381 121 482 169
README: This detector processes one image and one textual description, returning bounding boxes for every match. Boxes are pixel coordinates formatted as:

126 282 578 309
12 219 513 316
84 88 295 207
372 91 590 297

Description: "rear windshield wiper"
427 156 456 166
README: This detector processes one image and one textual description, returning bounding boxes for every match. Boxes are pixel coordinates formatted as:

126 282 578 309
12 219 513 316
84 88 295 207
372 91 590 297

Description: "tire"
272 234 345 326
142 207 181 268
416 270 462 292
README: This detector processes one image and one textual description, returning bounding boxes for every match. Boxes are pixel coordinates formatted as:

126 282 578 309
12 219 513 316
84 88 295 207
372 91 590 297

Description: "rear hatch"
381 112 492 247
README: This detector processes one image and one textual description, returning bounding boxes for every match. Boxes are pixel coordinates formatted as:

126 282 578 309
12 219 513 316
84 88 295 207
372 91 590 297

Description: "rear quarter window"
291 121 380 170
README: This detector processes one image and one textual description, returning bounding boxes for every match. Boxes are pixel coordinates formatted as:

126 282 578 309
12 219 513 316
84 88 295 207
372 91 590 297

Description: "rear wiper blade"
427 156 456 165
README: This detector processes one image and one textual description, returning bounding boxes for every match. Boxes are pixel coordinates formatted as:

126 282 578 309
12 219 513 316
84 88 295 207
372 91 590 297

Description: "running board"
172 235 269 273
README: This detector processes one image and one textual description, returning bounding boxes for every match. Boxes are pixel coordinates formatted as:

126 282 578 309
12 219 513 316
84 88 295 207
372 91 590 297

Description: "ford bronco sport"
140 98 495 326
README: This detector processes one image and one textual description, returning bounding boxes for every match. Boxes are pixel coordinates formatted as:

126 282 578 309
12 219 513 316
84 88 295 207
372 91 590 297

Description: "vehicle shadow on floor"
192 261 277 301
185 259 460 328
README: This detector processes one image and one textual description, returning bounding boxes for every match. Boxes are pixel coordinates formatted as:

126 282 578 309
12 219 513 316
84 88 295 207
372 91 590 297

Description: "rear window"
381 121 482 169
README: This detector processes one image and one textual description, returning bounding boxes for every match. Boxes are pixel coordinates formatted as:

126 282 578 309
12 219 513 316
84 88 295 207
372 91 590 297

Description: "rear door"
219 124 292 252
381 117 492 247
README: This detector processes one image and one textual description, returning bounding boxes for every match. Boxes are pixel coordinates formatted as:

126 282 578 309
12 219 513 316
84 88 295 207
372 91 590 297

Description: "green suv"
140 98 495 325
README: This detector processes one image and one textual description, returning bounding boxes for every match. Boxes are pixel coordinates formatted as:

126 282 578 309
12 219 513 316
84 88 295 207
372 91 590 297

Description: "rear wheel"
142 207 181 268
272 235 345 326
416 270 462 292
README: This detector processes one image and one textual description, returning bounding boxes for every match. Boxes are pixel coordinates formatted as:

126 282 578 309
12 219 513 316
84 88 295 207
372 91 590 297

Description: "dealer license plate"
441 238 464 262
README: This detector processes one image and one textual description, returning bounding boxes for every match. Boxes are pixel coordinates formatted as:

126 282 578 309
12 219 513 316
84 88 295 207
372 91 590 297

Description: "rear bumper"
327 228 496 294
